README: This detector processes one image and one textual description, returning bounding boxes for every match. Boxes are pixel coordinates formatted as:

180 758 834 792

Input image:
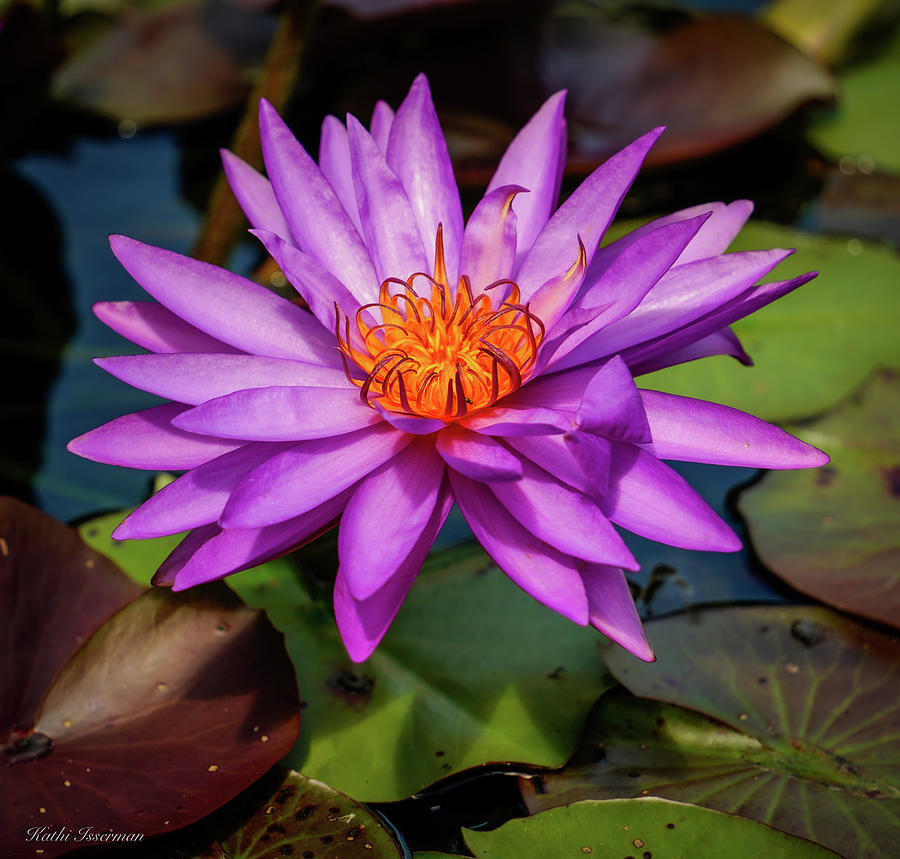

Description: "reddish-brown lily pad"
533 606 900 859
739 370 900 628
0 499 300 858
538 11 835 167
1 496 142 733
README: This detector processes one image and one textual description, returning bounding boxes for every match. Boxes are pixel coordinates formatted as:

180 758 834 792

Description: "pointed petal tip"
151 569 175 587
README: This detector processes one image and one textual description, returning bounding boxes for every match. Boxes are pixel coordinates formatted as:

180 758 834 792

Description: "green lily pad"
80 513 615 802
808 23 900 174
462 798 837 858
206 767 403 858
589 605 900 859
739 369 900 628
640 223 900 422
79 504 184 587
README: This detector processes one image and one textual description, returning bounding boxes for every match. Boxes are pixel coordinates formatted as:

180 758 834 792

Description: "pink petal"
339 438 445 600
109 235 338 365
67 403 242 470
172 386 381 441
222 423 413 528
386 74 464 286
515 127 664 301
459 185 523 290
640 390 828 469
94 353 351 405
94 301 243 355
487 90 567 267
580 564 654 662
436 425 523 482
335 481 453 663
603 443 741 552
449 472 589 625
259 99 377 305
114 442 293 539
347 114 428 284
220 149 292 240
489 459 638 568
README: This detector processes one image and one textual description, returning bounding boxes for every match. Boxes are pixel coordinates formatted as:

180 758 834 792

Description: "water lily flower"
69 74 827 663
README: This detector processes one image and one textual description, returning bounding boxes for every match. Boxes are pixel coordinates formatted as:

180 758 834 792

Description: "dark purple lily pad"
739 370 900 628
1 496 142 732
1 499 300 858
527 606 900 859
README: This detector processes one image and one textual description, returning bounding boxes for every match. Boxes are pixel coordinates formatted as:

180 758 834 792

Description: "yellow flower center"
337 228 544 421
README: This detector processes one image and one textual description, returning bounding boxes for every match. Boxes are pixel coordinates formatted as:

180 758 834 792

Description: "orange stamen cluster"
336 231 544 421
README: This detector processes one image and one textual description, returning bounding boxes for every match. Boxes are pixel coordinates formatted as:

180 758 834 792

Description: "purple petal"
640 390 828 469
527 236 588 333
489 459 638 568
677 200 753 264
220 149 292 239
449 472 589 624
591 199 752 273
370 99 395 151
319 115 362 232
153 525 218 586
347 114 428 284
339 438 445 600
629 327 751 375
461 406 572 437
486 91 567 266
543 215 712 373
515 127 664 300
506 432 610 498
576 356 650 443
165 487 354 590
386 74 464 286
259 99 378 305
95 353 351 406
459 185 523 290
436 425 523 482
580 564 654 662
109 235 339 365
602 443 741 552
222 423 413 528
623 272 816 373
114 442 293 539
576 248 793 363
252 228 363 329
94 301 242 355
374 404 446 434
335 481 453 663
172 386 381 441
67 403 241 470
